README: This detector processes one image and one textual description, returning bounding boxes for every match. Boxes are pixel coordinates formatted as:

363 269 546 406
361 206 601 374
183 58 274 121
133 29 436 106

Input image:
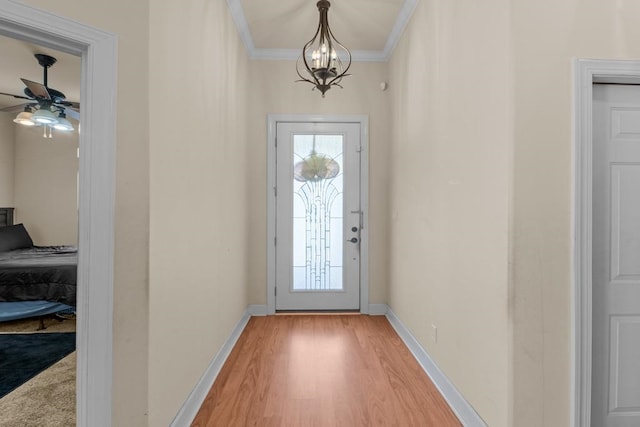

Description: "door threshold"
275 310 360 316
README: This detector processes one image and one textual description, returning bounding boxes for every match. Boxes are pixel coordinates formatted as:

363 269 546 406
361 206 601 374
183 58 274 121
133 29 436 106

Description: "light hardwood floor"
192 315 461 427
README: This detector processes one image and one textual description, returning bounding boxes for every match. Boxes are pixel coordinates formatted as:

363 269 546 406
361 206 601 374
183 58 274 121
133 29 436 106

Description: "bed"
0 208 76 322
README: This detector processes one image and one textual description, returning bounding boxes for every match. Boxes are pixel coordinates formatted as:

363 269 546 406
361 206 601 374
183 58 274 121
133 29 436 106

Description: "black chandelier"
296 0 351 97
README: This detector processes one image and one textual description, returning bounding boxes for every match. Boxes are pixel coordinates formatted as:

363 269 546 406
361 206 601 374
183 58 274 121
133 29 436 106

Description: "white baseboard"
386 308 487 427
368 303 389 315
170 309 252 427
247 304 268 316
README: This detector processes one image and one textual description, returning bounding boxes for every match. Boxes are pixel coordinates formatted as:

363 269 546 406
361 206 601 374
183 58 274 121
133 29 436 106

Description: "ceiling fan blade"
63 107 80 121
0 102 35 113
0 91 32 100
20 78 51 100
59 100 80 109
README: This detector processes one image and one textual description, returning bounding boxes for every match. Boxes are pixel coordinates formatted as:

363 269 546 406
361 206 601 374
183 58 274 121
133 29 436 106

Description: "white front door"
275 122 361 310
592 84 640 427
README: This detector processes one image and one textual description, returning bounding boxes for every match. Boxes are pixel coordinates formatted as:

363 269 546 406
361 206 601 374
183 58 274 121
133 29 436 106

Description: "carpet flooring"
0 317 76 426
0 332 76 398
0 352 76 427
0 316 76 334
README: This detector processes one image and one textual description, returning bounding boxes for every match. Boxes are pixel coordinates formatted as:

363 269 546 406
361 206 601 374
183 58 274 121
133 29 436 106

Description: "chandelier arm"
324 63 349 87
301 40 322 86
297 55 320 86
298 11 324 85
295 78 317 85
322 30 351 87
326 33 352 72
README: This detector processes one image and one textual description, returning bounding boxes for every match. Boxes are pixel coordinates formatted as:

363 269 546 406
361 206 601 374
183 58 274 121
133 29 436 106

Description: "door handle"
347 237 358 243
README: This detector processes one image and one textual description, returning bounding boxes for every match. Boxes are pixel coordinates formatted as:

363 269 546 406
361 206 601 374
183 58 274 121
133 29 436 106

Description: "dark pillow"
0 223 34 252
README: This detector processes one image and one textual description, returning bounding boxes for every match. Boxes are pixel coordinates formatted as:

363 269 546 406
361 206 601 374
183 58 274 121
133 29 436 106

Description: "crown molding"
384 0 418 60
226 0 254 53
226 0 418 62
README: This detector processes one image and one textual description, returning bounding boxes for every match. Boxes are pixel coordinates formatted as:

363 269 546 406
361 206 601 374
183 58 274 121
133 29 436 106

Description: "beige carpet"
0 316 76 426
0 316 76 334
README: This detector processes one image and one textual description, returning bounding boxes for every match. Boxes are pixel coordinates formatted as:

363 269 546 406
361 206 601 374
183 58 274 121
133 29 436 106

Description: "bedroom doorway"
267 116 369 313
0 2 117 427
574 59 640 427
0 35 80 425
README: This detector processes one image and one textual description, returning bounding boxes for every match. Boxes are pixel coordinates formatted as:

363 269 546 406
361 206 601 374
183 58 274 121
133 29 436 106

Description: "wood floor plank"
191 315 461 427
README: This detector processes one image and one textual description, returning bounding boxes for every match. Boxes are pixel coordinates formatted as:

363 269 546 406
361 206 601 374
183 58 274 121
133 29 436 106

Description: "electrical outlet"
431 324 438 343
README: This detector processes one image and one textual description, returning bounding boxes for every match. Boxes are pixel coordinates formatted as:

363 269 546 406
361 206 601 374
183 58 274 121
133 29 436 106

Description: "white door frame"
0 2 117 426
267 114 369 314
573 59 640 427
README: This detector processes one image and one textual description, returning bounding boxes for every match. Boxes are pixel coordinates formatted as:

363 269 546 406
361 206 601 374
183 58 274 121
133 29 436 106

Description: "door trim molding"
0 2 117 426
267 114 369 315
572 59 640 427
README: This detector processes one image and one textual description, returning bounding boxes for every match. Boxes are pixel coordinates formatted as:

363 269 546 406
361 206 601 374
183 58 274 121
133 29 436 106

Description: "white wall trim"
247 304 268 316
386 308 487 427
368 303 389 316
266 116 276 315
267 114 369 315
572 58 640 427
224 0 254 55
0 3 117 426
359 116 370 314
225 0 416 62
170 310 252 427
382 0 418 60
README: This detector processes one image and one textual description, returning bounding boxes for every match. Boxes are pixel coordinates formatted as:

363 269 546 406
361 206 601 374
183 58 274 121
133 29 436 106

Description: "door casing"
573 59 640 427
267 114 369 314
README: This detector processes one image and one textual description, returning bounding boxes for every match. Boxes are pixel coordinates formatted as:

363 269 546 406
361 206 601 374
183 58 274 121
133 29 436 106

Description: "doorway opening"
573 59 640 427
0 2 116 426
267 115 369 314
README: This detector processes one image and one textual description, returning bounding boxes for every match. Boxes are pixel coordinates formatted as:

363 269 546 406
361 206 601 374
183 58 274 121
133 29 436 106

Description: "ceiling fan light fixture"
296 0 352 97
13 110 37 126
3 53 80 131
52 113 74 131
32 107 58 125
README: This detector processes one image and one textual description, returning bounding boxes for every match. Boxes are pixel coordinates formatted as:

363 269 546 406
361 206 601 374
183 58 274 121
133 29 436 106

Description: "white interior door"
592 84 640 427
275 122 361 310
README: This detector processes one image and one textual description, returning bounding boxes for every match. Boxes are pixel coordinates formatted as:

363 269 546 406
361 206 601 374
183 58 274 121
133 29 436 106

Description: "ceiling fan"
0 53 80 131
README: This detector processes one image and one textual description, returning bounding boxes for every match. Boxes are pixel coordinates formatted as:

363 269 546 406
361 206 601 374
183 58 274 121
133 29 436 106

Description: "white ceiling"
0 34 81 110
230 0 418 61
0 0 416 110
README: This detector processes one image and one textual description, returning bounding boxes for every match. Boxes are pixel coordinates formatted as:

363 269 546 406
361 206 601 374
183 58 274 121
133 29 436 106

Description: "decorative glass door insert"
292 134 344 291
